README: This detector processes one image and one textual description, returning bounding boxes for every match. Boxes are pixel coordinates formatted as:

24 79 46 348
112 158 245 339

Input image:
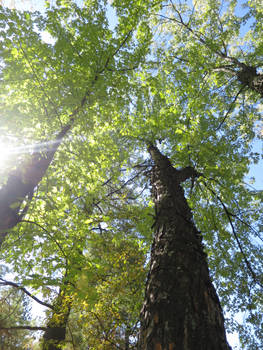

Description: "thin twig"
202 181 262 287
215 86 245 131
20 220 68 264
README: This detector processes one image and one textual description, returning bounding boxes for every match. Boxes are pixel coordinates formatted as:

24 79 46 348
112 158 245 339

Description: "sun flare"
0 141 11 167
0 137 32 170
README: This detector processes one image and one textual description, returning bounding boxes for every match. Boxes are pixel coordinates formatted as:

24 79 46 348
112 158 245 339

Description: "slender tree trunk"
42 284 72 350
125 328 130 350
139 144 231 350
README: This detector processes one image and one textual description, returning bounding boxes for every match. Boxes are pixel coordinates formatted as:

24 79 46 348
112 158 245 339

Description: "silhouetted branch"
0 277 53 309
0 326 47 331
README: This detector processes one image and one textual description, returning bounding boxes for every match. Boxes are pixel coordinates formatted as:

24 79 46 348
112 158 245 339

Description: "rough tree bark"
139 144 231 350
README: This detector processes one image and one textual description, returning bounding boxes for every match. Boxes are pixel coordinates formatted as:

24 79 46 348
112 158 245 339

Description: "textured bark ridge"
139 145 231 350
237 65 263 98
0 122 72 247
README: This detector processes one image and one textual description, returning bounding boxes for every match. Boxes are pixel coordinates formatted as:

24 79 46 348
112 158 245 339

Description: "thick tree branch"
148 143 201 183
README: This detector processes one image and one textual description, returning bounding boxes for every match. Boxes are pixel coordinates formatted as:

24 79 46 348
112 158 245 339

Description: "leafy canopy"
0 0 263 348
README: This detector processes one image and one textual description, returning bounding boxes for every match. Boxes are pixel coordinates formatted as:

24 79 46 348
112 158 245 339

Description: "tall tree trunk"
139 144 231 350
0 121 72 247
42 283 72 350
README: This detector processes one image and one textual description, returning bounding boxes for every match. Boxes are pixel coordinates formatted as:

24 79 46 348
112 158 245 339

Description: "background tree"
0 0 153 240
